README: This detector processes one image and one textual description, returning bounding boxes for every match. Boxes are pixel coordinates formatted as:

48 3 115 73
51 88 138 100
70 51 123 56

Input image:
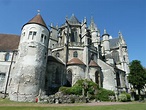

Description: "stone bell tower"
9 12 50 102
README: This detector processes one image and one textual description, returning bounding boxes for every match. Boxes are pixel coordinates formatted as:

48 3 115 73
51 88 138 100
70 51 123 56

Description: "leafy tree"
128 60 146 97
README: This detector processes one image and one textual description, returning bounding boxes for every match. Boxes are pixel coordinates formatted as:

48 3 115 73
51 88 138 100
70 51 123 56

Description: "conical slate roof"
89 60 99 67
68 14 80 24
67 57 85 65
23 13 48 29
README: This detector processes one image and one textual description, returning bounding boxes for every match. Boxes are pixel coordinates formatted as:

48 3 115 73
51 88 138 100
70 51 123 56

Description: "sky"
0 0 146 67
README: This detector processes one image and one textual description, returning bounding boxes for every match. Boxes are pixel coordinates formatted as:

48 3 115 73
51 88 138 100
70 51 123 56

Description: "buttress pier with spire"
0 13 130 102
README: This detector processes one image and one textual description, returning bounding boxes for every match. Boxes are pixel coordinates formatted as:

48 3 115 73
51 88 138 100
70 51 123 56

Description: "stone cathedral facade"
0 13 130 102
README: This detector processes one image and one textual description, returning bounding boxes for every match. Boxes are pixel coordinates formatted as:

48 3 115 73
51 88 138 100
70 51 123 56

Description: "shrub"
126 93 131 101
59 87 71 94
118 92 131 102
119 93 127 102
69 86 82 95
59 79 99 96
96 88 115 101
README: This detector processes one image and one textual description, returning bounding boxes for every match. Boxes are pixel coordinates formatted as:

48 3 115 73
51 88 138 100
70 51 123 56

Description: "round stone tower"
9 13 50 102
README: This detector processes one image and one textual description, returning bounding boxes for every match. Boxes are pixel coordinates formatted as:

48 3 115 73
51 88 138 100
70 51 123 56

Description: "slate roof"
48 56 65 65
67 57 85 65
23 13 48 29
68 14 80 24
61 14 81 27
109 38 119 49
0 34 20 51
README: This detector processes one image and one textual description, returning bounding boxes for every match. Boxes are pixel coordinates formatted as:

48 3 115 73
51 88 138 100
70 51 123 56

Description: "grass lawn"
0 99 146 110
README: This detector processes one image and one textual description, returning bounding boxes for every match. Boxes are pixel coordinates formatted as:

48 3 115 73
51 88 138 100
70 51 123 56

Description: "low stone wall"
38 92 89 104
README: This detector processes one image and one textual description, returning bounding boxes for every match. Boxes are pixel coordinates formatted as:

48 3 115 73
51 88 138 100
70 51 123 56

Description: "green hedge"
96 88 115 101
59 79 115 101
59 79 99 96
118 92 131 102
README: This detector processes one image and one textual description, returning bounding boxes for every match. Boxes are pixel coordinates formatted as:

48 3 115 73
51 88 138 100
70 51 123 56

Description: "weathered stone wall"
52 48 66 63
119 71 126 88
0 51 17 92
89 67 97 82
98 59 116 91
9 42 48 102
68 48 83 61
67 65 86 85
46 61 66 95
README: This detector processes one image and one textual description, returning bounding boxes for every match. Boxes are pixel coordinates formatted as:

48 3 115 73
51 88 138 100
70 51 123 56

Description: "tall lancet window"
28 31 37 40
28 28 37 40
71 28 77 42
112 51 120 64
32 31 37 40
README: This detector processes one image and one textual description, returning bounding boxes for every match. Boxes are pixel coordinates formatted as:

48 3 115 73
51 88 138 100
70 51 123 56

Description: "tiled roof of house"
89 60 99 67
0 34 20 51
67 57 85 65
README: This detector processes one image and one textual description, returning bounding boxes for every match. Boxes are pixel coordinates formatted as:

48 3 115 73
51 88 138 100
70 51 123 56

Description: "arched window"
91 53 94 60
56 52 60 57
0 73 5 88
28 31 37 40
95 71 100 85
66 69 72 87
41 34 44 42
5 52 10 61
116 72 121 87
73 51 78 57
112 51 120 63
71 28 77 42
21 32 25 37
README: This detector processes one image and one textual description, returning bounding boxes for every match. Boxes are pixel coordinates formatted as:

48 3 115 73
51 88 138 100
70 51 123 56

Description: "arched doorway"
66 69 72 87
95 71 100 85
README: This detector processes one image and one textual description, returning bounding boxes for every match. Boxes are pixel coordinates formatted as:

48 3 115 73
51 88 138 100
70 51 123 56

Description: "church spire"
104 29 107 34
118 30 123 37
118 31 126 46
89 16 98 31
